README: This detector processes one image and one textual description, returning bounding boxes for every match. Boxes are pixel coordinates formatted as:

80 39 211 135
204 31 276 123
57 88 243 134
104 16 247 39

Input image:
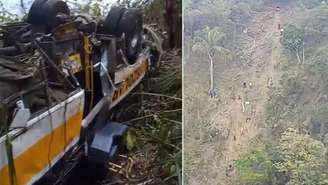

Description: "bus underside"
0 0 162 184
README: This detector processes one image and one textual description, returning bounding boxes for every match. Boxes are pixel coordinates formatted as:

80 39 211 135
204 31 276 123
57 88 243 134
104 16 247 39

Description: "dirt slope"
186 2 297 185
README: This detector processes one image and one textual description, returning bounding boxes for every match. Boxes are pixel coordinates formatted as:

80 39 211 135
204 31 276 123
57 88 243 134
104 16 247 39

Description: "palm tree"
193 26 229 98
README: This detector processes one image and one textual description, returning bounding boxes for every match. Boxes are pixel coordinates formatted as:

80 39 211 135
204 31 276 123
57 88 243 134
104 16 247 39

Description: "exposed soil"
185 1 297 185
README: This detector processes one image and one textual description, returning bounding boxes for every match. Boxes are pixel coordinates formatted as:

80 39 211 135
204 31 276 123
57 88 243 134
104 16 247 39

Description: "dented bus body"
0 0 162 184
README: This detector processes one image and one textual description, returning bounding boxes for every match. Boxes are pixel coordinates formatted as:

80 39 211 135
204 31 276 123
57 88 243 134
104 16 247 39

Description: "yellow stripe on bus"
0 111 83 185
112 61 148 102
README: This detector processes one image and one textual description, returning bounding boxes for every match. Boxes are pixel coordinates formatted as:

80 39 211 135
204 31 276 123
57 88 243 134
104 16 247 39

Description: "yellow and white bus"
0 0 161 184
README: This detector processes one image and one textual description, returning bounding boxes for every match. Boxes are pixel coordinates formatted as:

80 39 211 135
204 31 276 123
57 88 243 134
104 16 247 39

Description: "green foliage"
67 0 105 18
275 128 328 185
185 0 264 57
236 129 328 185
299 0 323 9
303 5 328 34
268 3 328 139
193 26 226 55
307 47 328 74
0 15 19 23
186 0 328 185
282 24 304 53
204 26 224 50
199 26 224 51
0 0 106 23
114 50 181 184
91 2 102 17
235 150 274 185
198 0 232 19
184 0 234 40
183 0 192 10
126 129 138 151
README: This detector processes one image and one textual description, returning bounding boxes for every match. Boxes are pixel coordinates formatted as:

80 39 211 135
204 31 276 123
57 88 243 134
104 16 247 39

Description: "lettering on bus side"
112 62 147 102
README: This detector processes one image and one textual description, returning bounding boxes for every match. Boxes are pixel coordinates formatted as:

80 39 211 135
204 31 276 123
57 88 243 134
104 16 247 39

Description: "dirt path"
207 3 291 185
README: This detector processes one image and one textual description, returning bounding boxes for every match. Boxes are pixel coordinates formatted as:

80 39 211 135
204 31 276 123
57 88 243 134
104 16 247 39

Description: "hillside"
184 0 328 184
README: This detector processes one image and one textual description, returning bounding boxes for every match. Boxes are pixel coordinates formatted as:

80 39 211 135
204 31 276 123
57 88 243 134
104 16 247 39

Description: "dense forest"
184 0 328 185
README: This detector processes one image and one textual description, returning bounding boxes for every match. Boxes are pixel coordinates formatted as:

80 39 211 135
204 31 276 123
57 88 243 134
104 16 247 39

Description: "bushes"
235 149 274 185
275 128 328 185
282 24 304 64
236 129 328 185
298 0 323 9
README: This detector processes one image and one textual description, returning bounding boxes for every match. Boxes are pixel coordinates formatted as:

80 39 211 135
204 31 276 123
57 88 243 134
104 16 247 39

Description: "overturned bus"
0 0 162 184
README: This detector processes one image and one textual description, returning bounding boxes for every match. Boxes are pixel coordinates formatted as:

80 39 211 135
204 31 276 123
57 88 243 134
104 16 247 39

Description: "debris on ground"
101 50 182 185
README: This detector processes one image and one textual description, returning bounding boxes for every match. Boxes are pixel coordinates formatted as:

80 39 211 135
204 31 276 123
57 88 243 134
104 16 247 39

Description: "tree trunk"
302 42 305 65
208 52 216 98
210 54 214 92
164 0 182 49
295 51 301 66
188 19 194 62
